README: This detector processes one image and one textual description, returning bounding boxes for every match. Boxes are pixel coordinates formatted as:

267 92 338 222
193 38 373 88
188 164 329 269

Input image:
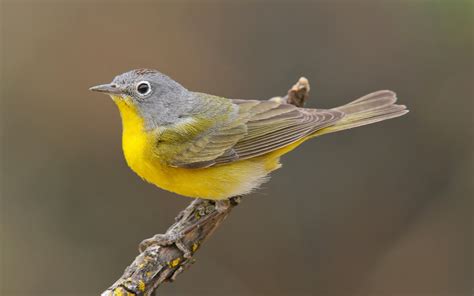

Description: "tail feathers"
315 90 408 135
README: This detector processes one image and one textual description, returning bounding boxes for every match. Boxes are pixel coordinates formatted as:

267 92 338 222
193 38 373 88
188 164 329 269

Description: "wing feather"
166 94 344 168
213 105 343 164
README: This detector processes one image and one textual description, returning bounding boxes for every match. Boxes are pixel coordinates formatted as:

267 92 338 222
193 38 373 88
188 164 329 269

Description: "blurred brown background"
1 1 472 296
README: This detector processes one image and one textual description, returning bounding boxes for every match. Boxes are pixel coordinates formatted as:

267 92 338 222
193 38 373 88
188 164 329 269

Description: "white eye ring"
136 81 152 96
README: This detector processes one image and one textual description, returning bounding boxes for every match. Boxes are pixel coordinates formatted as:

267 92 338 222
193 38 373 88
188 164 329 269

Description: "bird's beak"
89 83 123 95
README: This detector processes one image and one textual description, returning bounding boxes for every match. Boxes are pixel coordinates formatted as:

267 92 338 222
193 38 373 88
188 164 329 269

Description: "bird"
90 69 408 202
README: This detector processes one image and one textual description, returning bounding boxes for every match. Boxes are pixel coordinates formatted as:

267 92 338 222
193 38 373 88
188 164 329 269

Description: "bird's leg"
138 199 220 257
139 197 241 256
138 209 195 257
215 196 242 212
215 200 231 212
174 201 196 222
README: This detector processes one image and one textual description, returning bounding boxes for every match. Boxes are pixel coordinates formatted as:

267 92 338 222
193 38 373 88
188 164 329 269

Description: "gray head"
90 69 194 128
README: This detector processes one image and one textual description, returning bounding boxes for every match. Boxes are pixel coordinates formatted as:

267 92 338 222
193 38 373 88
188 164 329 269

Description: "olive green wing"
156 94 250 168
212 99 344 165
165 94 344 168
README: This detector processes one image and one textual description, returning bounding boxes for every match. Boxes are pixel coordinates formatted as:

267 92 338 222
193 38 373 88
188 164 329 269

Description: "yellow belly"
125 137 305 200
128 152 277 200
113 96 306 200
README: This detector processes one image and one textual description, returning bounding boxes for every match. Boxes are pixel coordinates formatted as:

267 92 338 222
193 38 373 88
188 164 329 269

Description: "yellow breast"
112 96 282 200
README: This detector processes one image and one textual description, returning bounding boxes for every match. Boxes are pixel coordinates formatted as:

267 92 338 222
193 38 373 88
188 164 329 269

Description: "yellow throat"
112 96 152 170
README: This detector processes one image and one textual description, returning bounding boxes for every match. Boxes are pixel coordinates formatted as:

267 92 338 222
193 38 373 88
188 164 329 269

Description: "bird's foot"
138 231 192 258
215 200 231 213
215 196 241 213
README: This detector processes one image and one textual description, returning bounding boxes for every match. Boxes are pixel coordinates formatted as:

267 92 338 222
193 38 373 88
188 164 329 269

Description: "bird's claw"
139 231 191 258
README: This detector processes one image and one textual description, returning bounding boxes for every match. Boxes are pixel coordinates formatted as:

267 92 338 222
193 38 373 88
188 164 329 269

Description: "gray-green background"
1 1 472 295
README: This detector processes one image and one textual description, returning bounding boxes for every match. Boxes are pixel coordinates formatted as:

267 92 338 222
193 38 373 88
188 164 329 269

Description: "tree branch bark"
101 77 311 296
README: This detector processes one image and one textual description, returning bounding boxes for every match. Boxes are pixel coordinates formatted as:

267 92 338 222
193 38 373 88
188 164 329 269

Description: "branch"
101 77 311 296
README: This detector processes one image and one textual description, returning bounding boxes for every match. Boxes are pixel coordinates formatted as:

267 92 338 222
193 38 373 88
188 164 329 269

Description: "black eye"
136 81 151 95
